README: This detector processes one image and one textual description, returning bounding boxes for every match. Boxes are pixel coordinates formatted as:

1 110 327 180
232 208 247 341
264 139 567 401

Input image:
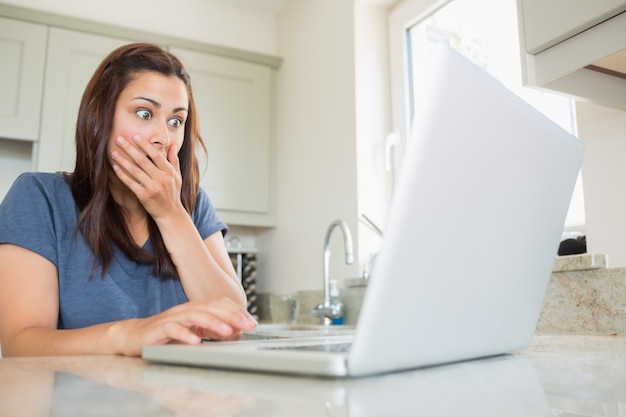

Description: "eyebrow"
132 96 188 113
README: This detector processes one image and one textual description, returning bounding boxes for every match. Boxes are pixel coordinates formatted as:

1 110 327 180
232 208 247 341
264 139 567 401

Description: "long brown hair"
70 43 206 280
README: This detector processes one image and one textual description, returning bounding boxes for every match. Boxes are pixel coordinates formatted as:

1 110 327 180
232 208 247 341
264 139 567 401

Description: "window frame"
388 0 451 176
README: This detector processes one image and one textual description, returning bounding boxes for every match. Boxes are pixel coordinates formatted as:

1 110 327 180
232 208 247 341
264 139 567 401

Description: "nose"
149 122 171 149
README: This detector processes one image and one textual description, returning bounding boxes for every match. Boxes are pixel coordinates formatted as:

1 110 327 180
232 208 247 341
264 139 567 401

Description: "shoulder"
193 187 227 238
10 172 70 195
194 186 210 208
0 172 75 266
1 172 75 217
193 186 217 217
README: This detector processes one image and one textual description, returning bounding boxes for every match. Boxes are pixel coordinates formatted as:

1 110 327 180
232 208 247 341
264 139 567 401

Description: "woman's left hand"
111 134 184 218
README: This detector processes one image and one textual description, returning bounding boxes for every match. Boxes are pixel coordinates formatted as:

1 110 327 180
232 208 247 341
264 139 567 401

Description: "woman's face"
108 71 189 175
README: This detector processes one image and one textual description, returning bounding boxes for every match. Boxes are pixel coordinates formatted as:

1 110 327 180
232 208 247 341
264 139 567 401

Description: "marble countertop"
1 333 624 416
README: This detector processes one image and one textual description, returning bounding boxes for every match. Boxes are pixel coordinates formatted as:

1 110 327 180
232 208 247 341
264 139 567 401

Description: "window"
389 0 585 231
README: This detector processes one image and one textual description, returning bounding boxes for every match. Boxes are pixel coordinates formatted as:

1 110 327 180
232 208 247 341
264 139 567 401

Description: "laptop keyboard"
264 342 352 353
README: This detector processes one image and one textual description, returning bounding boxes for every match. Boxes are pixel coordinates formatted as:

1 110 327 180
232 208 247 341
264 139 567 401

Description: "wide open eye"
136 109 152 120
168 117 184 129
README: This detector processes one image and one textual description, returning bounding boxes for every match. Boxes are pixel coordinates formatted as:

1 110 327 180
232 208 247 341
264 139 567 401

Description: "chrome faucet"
362 252 378 280
312 220 354 325
359 214 382 280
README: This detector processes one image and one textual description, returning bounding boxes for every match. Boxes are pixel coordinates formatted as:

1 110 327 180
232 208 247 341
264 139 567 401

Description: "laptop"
143 43 584 378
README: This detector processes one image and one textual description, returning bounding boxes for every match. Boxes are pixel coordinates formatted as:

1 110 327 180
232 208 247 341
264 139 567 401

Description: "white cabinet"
36 28 131 173
517 0 626 111
0 16 47 141
519 0 626 54
171 47 274 226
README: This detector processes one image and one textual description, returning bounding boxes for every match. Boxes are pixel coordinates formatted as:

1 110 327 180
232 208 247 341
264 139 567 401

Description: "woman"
0 43 257 357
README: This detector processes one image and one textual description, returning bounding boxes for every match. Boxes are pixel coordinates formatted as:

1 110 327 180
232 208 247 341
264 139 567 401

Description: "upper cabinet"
517 0 626 111
0 16 47 141
520 0 626 54
171 47 274 226
37 28 131 173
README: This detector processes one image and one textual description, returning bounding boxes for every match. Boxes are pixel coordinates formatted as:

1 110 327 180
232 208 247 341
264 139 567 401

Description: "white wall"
256 0 361 294
255 0 394 294
0 0 279 55
354 3 393 269
576 101 626 267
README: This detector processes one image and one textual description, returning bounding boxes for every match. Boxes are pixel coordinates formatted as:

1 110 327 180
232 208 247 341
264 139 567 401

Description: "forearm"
2 323 123 357
2 299 256 357
155 210 247 307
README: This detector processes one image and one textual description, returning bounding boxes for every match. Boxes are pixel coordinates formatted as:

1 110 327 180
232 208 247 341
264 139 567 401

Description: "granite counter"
1 333 624 416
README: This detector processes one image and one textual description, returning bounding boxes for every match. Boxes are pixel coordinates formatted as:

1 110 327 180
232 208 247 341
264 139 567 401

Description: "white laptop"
143 43 584 378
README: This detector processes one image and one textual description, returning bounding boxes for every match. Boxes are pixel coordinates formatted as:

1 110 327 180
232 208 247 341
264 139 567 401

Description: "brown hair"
70 43 206 280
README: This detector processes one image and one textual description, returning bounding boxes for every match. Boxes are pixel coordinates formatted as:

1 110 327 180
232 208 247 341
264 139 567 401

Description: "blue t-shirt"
0 172 227 329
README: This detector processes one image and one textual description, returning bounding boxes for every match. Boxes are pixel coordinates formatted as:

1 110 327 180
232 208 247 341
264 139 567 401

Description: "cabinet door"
0 17 47 141
171 47 273 225
36 28 130 173
520 0 626 54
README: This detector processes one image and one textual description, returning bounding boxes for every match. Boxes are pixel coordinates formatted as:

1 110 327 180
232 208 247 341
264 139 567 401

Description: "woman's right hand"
0 243 256 357
112 297 257 356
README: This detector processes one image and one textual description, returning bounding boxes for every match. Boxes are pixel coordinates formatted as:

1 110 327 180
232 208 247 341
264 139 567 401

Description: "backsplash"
256 254 626 336
256 284 367 326
538 255 626 335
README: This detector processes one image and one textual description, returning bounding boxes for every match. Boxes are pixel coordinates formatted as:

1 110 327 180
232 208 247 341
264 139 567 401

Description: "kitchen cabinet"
517 0 626 111
519 0 626 54
171 47 275 226
0 16 47 141
36 28 131 173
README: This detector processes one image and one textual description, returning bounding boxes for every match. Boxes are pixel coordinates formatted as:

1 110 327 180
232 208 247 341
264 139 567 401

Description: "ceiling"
204 0 398 13
204 0 294 13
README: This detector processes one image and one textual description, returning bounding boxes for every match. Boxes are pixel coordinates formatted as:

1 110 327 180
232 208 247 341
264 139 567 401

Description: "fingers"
126 135 170 169
175 298 257 337
159 321 203 345
112 135 176 182
110 135 183 214
167 143 180 172
141 299 256 350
